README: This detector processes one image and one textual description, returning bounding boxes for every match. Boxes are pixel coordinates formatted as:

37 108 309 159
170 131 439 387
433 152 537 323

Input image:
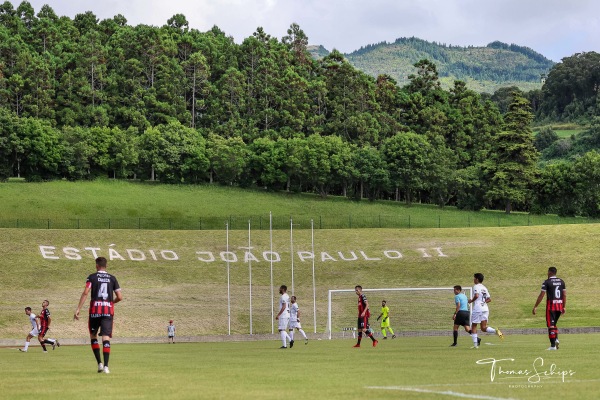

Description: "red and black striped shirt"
357 293 370 318
86 271 121 317
542 276 566 312
39 308 51 329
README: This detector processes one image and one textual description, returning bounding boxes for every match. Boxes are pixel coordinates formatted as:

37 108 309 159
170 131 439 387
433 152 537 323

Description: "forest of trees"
1 2 600 216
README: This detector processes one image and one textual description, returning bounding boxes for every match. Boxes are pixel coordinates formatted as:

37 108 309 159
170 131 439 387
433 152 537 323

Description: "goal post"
327 287 472 339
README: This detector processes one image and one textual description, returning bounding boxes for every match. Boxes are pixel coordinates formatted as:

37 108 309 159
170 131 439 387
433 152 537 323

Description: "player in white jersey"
275 285 293 348
167 320 176 344
468 273 503 348
288 296 308 345
19 307 40 352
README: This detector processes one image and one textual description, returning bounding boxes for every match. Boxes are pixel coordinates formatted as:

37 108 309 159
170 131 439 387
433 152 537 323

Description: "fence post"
468 216 471 228
169 218 172 230
138 218 141 229
260 216 262 230
109 219 111 229
379 215 381 228
408 215 411 229
47 219 50 229
349 215 352 229
200 218 202 230
319 215 322 229
16 219 19 228
438 215 441 228
78 219 80 229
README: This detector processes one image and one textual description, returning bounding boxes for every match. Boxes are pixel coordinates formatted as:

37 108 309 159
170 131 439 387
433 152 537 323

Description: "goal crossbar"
327 287 472 339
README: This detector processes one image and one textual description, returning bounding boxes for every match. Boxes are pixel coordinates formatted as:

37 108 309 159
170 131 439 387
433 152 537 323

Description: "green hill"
1 223 598 340
309 37 554 93
0 181 598 339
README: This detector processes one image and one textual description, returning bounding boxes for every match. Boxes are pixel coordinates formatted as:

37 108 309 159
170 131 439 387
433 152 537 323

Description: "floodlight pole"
290 217 294 295
311 219 317 333
248 220 253 335
226 222 231 335
269 212 274 334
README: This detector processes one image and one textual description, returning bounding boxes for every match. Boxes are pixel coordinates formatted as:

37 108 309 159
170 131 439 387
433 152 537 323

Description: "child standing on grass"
167 320 175 343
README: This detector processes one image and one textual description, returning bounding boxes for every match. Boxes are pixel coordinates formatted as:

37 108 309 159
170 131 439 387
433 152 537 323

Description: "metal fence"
0 213 597 230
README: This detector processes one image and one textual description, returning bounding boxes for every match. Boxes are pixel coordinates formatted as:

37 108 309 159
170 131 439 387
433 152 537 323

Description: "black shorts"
357 316 370 331
546 310 562 327
454 310 470 327
39 326 49 337
89 316 114 338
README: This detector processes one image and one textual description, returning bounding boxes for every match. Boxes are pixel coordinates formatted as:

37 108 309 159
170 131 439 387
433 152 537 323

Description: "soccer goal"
327 287 472 339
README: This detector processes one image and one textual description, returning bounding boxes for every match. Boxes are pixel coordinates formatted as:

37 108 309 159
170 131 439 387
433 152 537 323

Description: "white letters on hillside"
38 245 447 262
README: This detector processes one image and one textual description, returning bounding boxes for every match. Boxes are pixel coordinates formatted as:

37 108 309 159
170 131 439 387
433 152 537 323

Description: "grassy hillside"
1 223 598 340
309 38 553 93
0 180 594 230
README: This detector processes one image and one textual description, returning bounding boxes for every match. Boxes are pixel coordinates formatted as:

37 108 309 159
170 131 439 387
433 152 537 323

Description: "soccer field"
2 335 599 400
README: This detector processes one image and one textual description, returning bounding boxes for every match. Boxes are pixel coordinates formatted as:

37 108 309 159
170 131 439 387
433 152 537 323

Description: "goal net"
327 287 472 339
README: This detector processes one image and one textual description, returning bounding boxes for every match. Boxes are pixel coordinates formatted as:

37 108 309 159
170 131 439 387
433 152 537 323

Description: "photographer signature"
476 357 575 383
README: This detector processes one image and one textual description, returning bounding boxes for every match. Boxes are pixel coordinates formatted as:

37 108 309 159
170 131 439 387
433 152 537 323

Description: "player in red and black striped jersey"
37 300 60 351
533 267 566 350
74 257 123 374
353 285 378 348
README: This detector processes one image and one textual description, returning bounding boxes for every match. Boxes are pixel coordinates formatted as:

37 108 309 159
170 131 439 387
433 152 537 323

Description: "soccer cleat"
450 343 457 347
392 335 396 339
56 340 60 348
373 340 378 347
383 336 387 339
555 340 560 349
19 349 27 352
279 346 287 349
97 363 104 373
546 347 557 351
43 350 48 353
477 338 481 346
353 344 360 348
497 329 504 340
52 341 56 350
290 340 294 348
470 345 479 349
305 339 308 345
103 366 110 374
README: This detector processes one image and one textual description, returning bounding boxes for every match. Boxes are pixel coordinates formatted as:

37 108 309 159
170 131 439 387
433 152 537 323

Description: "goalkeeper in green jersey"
377 300 396 339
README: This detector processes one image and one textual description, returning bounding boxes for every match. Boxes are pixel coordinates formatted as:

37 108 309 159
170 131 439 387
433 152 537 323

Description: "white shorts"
471 311 489 324
29 328 39 336
289 320 302 329
278 316 290 331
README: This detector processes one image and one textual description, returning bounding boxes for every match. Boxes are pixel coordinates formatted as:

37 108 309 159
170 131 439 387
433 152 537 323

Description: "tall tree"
484 91 539 213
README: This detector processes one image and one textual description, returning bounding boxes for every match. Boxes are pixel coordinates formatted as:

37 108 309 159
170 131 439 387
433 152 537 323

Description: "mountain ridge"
308 37 555 93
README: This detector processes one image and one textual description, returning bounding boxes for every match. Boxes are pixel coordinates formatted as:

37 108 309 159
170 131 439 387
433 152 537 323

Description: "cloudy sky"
11 0 600 61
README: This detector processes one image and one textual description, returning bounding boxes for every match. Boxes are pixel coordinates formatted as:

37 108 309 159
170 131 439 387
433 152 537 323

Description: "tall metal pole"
226 222 231 335
290 217 294 295
311 219 317 333
269 212 274 334
248 220 253 335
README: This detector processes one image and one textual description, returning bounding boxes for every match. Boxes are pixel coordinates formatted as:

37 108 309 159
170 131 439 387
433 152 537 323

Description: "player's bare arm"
74 286 91 320
276 303 285 320
562 290 566 314
114 289 123 304
532 291 545 315
468 293 478 304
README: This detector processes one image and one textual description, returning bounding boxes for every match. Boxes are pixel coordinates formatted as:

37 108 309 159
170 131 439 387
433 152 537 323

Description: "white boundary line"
366 386 518 400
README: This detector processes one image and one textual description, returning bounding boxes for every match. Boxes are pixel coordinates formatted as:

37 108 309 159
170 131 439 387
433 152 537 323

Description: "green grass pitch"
2 335 599 400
